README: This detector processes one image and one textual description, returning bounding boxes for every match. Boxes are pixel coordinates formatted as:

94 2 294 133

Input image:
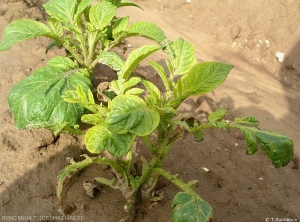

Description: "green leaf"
46 40 62 53
214 121 227 131
123 77 141 92
47 18 63 37
87 29 102 49
166 59 174 74
172 38 196 75
125 88 145 96
242 129 258 155
8 64 92 131
47 56 78 69
173 78 184 97
171 192 214 222
142 80 161 104
193 129 205 142
113 16 129 38
235 116 259 126
255 131 294 168
162 39 176 60
63 23 82 34
0 19 55 51
184 62 233 96
127 22 167 44
98 51 125 71
170 62 233 107
43 0 77 22
208 108 228 123
62 85 100 114
118 1 143 10
105 0 121 5
85 125 135 156
105 95 160 136
81 114 104 125
74 0 93 21
170 120 190 131
89 2 117 30
148 61 171 92
119 44 161 79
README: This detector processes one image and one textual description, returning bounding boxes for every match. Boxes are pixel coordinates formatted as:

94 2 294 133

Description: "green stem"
158 138 178 160
90 57 99 69
79 36 89 62
94 176 117 188
190 122 214 133
142 136 156 154
158 126 175 148
125 150 133 170
63 43 85 66
84 155 129 187
153 168 200 197
138 156 159 187
87 42 97 69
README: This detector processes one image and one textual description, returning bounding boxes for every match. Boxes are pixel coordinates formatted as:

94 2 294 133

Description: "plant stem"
190 122 214 133
63 43 85 66
94 176 117 188
85 155 130 187
142 136 156 153
138 156 159 187
152 168 200 198
87 42 97 69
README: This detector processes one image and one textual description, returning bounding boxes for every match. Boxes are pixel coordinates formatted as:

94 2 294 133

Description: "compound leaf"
119 44 160 79
105 95 160 136
127 22 167 45
0 19 55 51
89 2 117 30
172 37 196 75
8 63 92 131
255 131 294 168
85 125 135 156
43 0 77 23
171 192 214 222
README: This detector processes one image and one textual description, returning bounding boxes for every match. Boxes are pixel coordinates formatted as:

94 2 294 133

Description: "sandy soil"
0 0 299 222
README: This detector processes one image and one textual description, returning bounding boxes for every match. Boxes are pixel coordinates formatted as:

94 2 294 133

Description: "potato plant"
0 0 294 221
